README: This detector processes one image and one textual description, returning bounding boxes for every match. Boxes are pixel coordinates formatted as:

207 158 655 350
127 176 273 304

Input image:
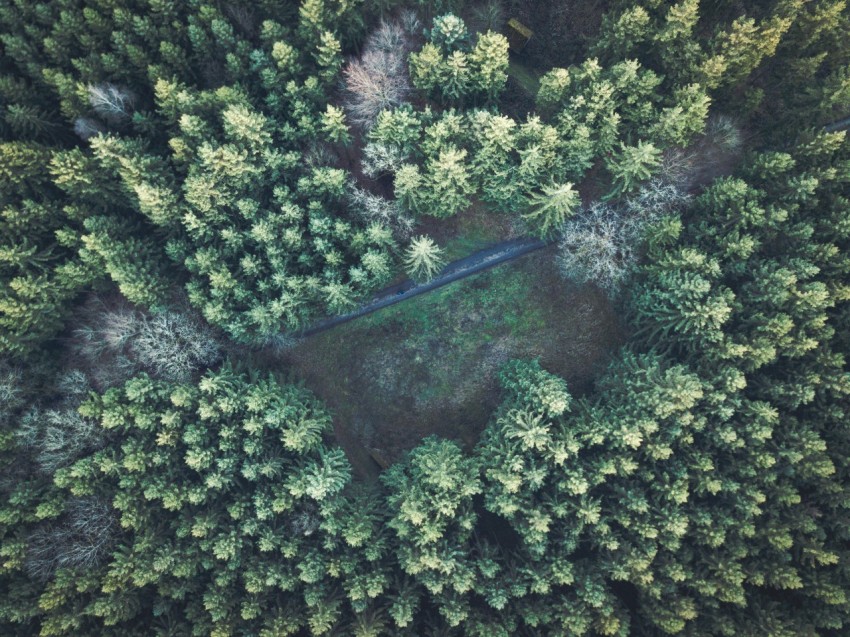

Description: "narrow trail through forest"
297 236 553 338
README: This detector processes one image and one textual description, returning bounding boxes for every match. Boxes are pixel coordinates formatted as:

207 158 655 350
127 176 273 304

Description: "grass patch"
508 59 542 97
280 248 627 474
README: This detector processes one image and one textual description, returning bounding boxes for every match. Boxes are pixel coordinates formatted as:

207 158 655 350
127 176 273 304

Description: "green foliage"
651 83 711 146
523 181 580 237
537 58 663 179
38 365 380 634
2 1 850 635
383 437 481 622
79 216 170 309
594 0 804 92
404 235 446 282
396 142 475 218
0 0 388 348
93 79 395 342
605 140 662 198
429 14 470 51
0 143 98 357
410 14 509 106
468 32 510 100
499 359 571 417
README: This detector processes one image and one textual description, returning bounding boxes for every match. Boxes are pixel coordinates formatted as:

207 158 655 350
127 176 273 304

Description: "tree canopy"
1 0 850 635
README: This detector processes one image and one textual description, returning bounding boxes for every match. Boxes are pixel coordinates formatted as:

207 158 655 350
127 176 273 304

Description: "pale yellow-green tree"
523 181 581 237
404 235 446 282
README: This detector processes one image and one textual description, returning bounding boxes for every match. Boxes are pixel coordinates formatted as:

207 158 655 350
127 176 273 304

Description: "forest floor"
279 248 627 478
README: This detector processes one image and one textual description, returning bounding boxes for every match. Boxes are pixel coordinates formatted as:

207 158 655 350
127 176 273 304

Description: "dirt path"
825 115 850 132
299 236 552 338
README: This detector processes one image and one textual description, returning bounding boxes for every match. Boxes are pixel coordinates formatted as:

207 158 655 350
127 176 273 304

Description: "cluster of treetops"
1 0 849 635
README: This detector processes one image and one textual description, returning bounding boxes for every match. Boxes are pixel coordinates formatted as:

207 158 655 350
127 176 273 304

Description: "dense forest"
1 0 850 635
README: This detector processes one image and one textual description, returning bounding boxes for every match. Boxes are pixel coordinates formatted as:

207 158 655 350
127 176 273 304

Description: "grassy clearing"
417 199 522 262
280 248 626 473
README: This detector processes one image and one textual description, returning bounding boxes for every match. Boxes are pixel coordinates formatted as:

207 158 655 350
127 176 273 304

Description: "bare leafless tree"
341 20 414 130
659 115 744 191
659 146 700 191
399 9 422 36
71 298 142 389
26 497 116 582
73 116 107 141
223 2 257 39
131 310 222 382
342 51 410 129
87 83 136 125
15 376 103 475
74 302 139 358
705 115 743 153
257 332 301 354
558 180 690 295
0 361 23 428
70 295 222 387
366 19 408 53
623 178 691 219
467 0 505 35
557 202 641 295
347 185 415 240
360 141 408 178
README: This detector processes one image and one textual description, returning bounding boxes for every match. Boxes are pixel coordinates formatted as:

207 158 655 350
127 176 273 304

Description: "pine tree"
382 437 481 623
0 143 98 356
320 104 351 144
40 365 378 634
429 14 469 51
592 5 651 61
469 32 509 102
409 43 447 97
605 140 662 198
421 146 474 217
409 14 506 106
523 181 581 237
79 216 171 309
404 235 446 282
